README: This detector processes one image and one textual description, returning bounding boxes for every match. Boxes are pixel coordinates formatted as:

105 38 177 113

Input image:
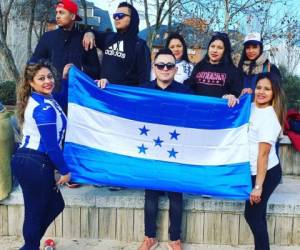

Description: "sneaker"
167 240 182 250
138 236 158 250
44 239 55 250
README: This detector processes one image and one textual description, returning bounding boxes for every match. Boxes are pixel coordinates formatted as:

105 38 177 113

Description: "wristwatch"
254 185 261 190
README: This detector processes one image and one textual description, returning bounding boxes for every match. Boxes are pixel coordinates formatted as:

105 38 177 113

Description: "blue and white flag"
64 67 252 200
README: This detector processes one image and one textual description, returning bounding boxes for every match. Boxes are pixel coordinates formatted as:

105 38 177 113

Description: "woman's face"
29 67 55 96
208 39 225 64
168 38 184 61
245 44 261 61
255 78 273 108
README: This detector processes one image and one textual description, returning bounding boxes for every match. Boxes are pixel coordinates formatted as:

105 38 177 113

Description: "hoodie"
94 3 151 86
184 60 243 98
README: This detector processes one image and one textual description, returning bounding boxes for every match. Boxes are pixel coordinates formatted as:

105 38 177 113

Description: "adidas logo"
105 41 126 59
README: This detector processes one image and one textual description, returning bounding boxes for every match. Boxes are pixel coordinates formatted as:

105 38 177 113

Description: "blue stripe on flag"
68 66 251 130
64 142 252 200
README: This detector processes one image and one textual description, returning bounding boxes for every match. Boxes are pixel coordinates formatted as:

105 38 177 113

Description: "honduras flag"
64 67 252 200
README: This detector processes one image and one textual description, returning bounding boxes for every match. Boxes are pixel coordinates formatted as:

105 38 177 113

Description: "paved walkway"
0 236 299 250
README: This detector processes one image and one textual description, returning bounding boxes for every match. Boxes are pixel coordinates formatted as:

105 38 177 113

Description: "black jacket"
31 26 100 81
142 80 193 94
93 5 151 86
184 60 243 98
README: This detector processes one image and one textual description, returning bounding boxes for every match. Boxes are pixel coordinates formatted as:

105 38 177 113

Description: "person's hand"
95 78 109 89
62 63 73 79
222 94 239 107
82 32 95 51
250 188 262 205
56 173 71 185
241 88 253 95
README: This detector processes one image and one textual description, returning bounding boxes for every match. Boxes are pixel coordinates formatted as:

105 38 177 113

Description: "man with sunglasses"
82 2 151 87
138 48 192 250
31 0 100 89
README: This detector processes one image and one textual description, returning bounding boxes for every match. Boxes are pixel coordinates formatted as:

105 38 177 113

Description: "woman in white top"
244 73 286 250
151 33 194 83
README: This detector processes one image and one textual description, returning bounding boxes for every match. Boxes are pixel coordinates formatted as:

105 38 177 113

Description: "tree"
279 65 300 110
0 0 20 82
27 0 37 59
136 0 190 48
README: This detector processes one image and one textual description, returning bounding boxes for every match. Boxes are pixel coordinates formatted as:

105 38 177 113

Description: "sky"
92 0 300 32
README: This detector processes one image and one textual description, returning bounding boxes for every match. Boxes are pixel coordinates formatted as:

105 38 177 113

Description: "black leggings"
244 164 282 250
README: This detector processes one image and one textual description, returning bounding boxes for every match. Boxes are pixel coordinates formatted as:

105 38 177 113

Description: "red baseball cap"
56 0 82 21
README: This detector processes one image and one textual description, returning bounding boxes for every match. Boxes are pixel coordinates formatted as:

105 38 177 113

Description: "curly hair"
16 60 57 126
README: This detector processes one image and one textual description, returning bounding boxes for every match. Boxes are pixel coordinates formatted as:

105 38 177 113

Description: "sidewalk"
1 236 299 250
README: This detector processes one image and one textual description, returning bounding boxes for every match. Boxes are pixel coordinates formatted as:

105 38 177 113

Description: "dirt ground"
1 236 299 250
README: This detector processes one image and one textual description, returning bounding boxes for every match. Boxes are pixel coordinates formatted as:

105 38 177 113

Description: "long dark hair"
238 42 264 74
165 32 190 63
191 32 233 76
255 73 286 127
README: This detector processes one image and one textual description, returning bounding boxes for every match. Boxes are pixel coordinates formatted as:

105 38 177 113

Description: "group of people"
11 0 286 250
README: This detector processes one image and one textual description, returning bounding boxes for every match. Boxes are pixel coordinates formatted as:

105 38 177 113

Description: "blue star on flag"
168 148 178 158
153 136 164 147
139 125 150 136
138 144 148 154
169 129 180 140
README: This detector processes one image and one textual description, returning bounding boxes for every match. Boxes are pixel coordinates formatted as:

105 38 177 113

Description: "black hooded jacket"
93 3 151 86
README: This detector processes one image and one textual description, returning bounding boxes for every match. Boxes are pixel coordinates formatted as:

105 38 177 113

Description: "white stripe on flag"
66 103 249 166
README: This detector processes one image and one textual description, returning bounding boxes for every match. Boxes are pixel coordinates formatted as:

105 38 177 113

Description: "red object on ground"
44 238 55 250
284 109 300 152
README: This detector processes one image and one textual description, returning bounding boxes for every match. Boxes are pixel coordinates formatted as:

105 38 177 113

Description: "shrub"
0 81 16 105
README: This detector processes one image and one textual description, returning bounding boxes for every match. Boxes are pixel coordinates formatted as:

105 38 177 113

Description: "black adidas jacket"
93 4 151 86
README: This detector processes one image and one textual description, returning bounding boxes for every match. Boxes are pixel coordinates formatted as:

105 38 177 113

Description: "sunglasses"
113 12 130 20
154 63 176 70
212 32 228 38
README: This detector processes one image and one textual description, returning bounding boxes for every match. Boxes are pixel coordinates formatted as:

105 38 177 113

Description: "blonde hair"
16 61 56 126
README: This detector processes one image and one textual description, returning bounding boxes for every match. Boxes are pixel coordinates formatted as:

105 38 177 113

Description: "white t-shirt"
151 60 194 83
248 104 281 175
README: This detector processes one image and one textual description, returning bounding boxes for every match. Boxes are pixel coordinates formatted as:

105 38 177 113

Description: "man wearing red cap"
30 0 100 109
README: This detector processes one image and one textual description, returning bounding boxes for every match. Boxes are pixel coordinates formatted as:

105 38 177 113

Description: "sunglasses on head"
113 12 130 20
212 32 228 38
154 63 176 70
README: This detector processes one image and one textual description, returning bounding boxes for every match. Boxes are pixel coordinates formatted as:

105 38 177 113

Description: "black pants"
244 164 282 250
12 148 65 250
144 189 183 241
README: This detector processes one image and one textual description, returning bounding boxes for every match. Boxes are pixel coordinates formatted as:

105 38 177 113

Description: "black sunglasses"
113 12 130 20
154 63 176 70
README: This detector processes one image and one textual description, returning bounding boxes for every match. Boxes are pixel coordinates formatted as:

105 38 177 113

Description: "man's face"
56 6 75 28
153 54 177 84
113 7 131 31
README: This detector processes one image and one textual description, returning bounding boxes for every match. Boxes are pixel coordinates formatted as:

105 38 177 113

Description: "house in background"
139 18 244 64
40 0 113 32
139 18 209 64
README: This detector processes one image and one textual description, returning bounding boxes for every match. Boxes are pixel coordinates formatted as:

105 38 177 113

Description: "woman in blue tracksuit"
12 60 71 250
